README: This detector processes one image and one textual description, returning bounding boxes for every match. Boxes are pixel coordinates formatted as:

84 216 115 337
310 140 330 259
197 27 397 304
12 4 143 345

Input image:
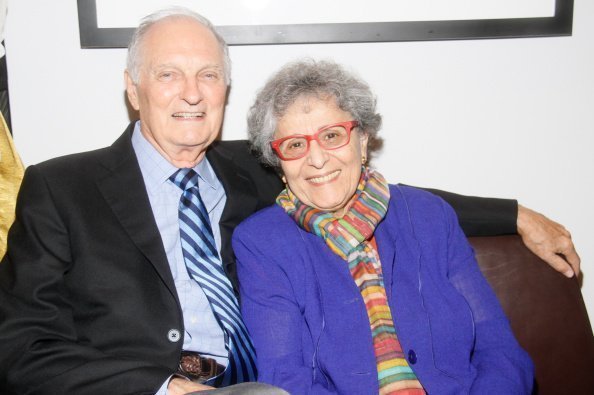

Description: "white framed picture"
77 0 573 47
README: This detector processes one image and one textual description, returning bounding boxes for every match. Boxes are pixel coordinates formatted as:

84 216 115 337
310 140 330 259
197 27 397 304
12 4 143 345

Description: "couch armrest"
469 235 594 394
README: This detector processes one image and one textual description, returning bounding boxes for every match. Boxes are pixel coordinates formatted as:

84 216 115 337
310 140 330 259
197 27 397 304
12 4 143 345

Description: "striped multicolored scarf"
277 167 426 394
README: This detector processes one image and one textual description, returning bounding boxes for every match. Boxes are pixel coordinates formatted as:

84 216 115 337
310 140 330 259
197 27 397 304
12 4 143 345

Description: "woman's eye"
289 142 303 149
286 140 306 151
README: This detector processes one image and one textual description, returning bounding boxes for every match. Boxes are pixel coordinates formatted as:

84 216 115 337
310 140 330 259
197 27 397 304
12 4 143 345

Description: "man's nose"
181 78 202 105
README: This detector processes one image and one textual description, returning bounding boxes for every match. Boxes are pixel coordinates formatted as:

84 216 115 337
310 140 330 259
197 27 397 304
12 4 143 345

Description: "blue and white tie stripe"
170 168 257 386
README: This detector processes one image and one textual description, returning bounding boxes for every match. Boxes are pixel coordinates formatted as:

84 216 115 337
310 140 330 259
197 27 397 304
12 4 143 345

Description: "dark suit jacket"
0 123 516 394
0 124 281 394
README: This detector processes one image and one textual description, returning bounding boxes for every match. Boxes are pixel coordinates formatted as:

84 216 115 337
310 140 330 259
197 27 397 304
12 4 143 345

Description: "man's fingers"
553 233 581 277
540 253 575 278
560 247 581 277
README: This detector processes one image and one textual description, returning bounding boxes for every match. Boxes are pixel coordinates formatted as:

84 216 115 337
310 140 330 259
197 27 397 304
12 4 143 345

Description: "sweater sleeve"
233 221 335 395
440 199 534 393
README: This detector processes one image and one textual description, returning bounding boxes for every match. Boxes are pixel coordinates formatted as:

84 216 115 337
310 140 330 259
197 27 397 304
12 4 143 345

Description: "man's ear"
124 70 140 111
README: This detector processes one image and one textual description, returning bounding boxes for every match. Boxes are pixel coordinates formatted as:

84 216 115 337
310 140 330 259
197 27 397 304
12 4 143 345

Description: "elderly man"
0 7 579 395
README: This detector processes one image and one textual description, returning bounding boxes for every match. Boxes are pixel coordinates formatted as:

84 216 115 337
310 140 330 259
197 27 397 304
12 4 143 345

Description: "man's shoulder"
207 139 281 184
32 146 112 174
29 127 133 179
208 139 255 162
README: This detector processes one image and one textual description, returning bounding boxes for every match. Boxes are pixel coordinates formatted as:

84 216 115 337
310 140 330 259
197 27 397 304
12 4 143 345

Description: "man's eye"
158 72 174 80
203 72 219 80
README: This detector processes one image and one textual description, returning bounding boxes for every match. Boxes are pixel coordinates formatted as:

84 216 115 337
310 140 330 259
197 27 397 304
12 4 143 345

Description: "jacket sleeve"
413 186 518 237
441 200 534 394
0 166 170 395
232 224 335 395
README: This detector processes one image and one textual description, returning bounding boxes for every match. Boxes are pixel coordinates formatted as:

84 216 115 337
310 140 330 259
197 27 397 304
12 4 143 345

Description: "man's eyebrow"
199 63 224 71
152 63 178 69
150 63 224 72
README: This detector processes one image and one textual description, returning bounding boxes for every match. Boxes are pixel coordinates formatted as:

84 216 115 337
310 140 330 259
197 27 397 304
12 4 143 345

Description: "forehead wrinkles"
137 18 224 70
149 59 224 73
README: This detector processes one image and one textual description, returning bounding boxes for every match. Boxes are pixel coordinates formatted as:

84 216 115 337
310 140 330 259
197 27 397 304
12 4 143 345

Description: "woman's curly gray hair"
247 59 382 170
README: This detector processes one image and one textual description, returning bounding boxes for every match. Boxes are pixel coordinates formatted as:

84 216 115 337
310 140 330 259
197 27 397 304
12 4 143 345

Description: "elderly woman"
232 59 533 394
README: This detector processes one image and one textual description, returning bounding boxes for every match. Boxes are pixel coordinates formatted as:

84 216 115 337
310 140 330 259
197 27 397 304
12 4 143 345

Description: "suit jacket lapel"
95 125 178 300
206 143 259 290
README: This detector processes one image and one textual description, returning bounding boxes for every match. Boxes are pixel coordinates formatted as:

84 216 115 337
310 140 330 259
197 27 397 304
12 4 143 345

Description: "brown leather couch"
469 235 594 394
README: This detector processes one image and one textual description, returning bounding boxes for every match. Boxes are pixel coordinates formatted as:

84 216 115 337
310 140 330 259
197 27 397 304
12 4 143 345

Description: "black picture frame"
77 0 573 48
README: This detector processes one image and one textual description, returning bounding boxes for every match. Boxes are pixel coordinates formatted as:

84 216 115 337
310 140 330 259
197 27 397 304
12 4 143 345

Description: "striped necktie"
170 168 257 386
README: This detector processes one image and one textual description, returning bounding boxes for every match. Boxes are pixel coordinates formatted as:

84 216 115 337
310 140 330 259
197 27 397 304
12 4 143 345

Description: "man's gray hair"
126 6 231 84
247 59 382 170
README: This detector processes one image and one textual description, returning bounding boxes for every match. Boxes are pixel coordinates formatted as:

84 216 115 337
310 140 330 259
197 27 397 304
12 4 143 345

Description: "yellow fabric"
0 113 24 258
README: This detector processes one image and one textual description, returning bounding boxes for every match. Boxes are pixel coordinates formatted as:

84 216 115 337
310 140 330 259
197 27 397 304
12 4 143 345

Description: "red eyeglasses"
270 120 359 161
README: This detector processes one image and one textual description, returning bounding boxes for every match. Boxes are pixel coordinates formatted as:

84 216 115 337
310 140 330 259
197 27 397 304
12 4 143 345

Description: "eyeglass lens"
279 124 350 159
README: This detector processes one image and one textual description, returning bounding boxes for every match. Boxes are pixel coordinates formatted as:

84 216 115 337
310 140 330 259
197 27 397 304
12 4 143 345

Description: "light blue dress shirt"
131 122 228 393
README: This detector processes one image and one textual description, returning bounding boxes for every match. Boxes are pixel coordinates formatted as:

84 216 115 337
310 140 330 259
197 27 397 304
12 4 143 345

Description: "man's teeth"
309 171 339 184
173 112 204 118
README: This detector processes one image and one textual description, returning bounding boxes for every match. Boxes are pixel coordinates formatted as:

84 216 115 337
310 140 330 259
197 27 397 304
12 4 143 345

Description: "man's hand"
168 377 214 395
517 205 580 278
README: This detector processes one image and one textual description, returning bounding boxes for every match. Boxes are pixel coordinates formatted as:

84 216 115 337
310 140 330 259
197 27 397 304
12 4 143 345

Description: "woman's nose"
307 141 329 168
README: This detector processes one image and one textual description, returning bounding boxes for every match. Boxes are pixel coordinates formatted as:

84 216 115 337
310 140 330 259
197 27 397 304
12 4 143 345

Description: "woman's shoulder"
233 204 295 241
387 183 459 233
238 203 286 224
389 183 451 212
232 205 312 273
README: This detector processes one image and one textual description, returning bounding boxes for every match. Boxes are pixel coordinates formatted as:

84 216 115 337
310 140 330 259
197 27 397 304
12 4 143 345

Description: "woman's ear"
359 132 369 164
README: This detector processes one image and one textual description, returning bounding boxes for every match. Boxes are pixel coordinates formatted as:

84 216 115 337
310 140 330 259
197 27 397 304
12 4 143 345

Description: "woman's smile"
306 170 341 185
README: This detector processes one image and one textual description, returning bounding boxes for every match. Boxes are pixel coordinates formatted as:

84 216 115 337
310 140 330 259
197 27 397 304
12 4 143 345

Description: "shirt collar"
131 121 218 193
